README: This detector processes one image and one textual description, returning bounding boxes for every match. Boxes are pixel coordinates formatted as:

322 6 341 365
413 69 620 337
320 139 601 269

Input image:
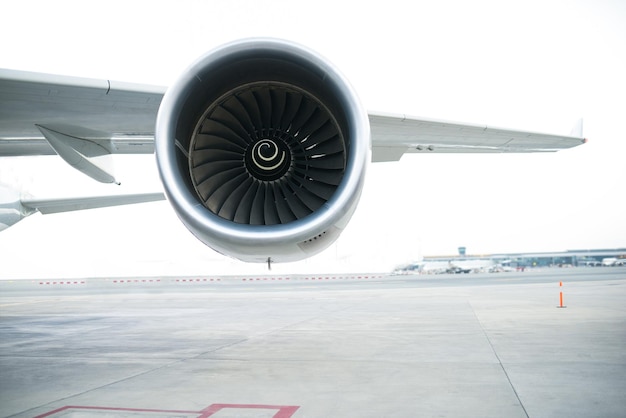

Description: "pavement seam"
186 300 367 360
469 301 530 418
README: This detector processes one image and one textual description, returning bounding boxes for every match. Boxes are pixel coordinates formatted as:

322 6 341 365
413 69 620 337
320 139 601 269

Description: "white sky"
1 0 625 279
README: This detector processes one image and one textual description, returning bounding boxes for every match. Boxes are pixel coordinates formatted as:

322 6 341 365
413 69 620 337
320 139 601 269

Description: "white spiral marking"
252 140 285 171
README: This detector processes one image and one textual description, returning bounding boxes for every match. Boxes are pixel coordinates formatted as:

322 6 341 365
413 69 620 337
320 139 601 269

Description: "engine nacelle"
155 39 370 262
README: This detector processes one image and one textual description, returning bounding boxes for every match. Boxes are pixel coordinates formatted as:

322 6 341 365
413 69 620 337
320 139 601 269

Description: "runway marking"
34 403 300 417
39 281 85 285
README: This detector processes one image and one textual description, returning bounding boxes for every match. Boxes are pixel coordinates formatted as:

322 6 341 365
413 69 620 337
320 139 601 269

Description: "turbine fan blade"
189 83 346 226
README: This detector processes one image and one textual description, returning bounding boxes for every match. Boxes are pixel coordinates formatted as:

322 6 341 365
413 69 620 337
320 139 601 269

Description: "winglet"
569 118 584 138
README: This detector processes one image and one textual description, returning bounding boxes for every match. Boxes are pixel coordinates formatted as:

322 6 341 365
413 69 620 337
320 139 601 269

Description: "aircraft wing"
0 39 588 263
369 112 586 162
0 69 163 157
0 69 585 162
21 193 165 215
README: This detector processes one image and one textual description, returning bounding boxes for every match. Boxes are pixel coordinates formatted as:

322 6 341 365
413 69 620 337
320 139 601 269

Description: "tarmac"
0 267 625 417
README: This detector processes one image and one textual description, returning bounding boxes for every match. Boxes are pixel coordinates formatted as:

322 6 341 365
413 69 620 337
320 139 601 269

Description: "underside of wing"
369 112 586 162
1 70 586 165
0 69 164 156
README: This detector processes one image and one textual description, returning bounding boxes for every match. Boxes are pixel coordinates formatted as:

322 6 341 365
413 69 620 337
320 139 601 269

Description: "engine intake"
155 39 369 262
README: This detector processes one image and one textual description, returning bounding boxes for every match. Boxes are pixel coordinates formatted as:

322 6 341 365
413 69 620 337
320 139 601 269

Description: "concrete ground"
0 267 625 417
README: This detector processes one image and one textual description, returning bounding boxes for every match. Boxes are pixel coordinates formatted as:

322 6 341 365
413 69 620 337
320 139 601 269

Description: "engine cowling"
155 39 370 263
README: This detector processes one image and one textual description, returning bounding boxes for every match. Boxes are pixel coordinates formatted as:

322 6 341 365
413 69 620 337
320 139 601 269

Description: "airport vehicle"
0 39 585 264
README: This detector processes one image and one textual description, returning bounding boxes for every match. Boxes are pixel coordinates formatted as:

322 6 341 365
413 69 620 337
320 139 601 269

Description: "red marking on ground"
33 405 198 418
200 403 300 417
39 281 84 285
34 403 300 418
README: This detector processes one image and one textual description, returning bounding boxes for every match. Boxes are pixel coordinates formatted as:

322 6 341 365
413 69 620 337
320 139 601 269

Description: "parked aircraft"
396 259 497 274
0 39 585 264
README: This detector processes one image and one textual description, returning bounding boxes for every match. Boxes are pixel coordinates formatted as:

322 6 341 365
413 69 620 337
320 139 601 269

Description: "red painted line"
35 404 300 418
200 404 300 418
33 405 199 418
48 281 84 285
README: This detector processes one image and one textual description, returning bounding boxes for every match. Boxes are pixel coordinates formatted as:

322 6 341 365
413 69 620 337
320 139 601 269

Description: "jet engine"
155 39 370 263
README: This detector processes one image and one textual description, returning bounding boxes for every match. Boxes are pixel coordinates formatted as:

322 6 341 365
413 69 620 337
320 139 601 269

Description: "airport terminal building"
423 248 626 268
